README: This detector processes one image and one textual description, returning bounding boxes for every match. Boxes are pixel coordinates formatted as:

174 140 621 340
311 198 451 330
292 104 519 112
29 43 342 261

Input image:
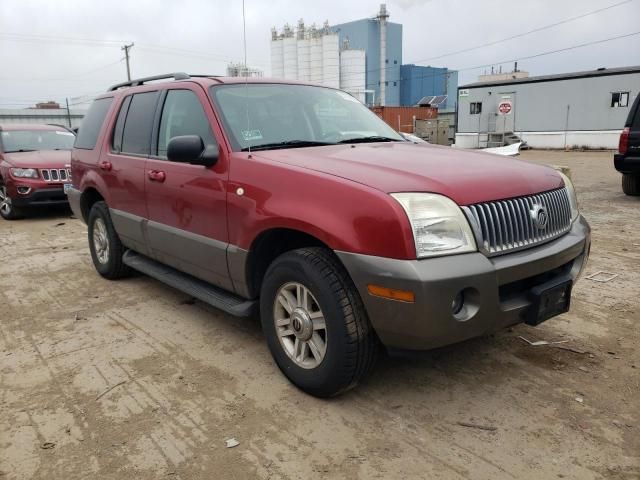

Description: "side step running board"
123 250 256 317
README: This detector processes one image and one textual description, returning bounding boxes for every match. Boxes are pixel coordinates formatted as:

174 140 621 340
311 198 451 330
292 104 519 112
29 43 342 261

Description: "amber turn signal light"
367 284 415 303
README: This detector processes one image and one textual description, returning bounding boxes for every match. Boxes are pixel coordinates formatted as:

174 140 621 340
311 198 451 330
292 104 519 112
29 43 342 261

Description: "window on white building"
611 92 629 108
470 102 482 115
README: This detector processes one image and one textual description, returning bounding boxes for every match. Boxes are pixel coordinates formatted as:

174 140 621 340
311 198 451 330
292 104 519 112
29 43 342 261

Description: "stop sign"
498 101 512 115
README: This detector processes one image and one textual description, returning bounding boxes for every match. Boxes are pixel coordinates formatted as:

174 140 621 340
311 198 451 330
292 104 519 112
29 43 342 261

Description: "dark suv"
615 93 640 195
69 73 590 397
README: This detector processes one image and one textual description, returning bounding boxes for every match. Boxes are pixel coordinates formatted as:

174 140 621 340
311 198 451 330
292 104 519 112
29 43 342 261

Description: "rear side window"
75 97 113 150
111 96 132 153
630 95 640 129
121 91 160 155
157 90 217 158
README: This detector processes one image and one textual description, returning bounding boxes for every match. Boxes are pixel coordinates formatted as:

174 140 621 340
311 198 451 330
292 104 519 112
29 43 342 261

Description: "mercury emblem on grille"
530 204 548 229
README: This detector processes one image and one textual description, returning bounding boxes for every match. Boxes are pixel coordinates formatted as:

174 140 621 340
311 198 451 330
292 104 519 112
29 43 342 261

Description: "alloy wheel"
92 217 110 264
0 185 12 216
273 282 327 369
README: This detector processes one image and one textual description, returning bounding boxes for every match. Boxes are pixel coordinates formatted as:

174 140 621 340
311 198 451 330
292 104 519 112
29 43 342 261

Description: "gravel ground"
0 150 638 479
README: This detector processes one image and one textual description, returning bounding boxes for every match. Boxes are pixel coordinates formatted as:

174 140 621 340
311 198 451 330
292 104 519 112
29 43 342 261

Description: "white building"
270 20 367 103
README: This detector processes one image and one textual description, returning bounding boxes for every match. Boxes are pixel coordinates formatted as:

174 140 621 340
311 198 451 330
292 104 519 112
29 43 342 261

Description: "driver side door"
144 86 232 291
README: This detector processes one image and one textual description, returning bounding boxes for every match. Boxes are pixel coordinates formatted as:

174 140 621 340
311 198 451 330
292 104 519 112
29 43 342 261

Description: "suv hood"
2 149 71 168
254 142 563 206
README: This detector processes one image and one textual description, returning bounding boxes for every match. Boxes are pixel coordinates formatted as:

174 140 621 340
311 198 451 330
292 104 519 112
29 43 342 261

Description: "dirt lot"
1 150 638 479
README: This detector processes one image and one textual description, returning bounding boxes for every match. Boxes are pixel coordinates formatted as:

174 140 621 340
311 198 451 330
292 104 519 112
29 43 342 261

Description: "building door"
497 92 516 133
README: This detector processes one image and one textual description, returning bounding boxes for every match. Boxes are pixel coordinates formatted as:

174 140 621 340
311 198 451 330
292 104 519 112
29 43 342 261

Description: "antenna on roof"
242 0 251 155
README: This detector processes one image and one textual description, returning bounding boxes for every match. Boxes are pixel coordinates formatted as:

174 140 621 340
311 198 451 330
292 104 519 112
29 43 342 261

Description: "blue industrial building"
331 17 402 106
399 65 458 109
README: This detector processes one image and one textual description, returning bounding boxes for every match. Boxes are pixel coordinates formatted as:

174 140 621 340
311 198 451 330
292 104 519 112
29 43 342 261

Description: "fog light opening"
452 291 464 315
16 186 31 195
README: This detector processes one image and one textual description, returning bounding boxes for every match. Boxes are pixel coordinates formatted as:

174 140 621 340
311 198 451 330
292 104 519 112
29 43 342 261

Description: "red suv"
0 124 75 220
69 73 591 397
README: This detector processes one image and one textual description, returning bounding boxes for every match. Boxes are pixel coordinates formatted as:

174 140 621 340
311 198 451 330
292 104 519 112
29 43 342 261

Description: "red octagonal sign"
498 101 512 115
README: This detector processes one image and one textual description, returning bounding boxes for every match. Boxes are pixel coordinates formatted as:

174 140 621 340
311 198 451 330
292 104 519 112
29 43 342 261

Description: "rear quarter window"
75 97 113 150
631 94 640 129
121 91 160 155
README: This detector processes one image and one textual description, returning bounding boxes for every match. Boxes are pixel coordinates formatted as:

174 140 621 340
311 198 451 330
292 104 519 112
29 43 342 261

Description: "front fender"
227 154 416 259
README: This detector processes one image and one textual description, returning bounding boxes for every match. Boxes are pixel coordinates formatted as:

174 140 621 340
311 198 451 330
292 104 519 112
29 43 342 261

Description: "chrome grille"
40 168 71 183
464 188 572 256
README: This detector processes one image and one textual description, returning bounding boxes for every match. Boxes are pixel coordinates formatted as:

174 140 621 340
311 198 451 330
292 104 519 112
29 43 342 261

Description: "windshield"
210 84 403 151
1 129 76 153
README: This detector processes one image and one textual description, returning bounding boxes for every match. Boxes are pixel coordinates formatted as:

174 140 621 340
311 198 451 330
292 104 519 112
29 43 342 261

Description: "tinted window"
112 96 132 152
630 95 640 129
157 90 216 158
75 97 113 149
121 91 159 155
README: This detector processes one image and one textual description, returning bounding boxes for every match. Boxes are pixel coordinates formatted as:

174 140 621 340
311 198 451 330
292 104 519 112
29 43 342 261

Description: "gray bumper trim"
66 187 83 223
337 215 590 351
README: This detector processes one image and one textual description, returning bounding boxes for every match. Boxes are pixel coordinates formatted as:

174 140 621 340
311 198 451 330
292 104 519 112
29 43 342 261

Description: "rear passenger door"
144 86 232 291
105 90 160 255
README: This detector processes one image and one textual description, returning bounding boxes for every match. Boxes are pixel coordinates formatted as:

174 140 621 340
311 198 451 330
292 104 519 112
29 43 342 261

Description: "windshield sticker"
241 129 263 141
335 91 360 103
55 131 75 136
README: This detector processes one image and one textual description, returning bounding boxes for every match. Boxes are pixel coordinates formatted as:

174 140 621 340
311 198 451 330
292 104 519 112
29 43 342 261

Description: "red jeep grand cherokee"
0 123 75 220
68 73 590 397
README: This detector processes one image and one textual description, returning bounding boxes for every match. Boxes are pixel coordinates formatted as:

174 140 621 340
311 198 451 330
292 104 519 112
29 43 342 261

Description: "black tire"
87 201 131 279
260 247 378 397
0 182 24 220
622 174 640 196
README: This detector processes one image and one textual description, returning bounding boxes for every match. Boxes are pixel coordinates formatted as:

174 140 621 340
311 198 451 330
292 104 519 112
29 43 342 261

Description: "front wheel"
88 201 131 279
260 247 378 397
0 183 24 220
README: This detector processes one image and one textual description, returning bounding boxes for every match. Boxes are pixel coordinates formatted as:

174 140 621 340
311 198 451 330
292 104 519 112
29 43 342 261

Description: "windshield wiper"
5 148 37 153
337 136 400 144
241 140 334 151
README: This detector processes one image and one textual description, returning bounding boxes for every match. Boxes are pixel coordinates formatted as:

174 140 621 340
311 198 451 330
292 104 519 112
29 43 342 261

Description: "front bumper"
11 187 68 207
337 215 591 351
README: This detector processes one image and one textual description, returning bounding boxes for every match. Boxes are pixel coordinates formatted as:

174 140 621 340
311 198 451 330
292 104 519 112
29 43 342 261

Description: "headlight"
10 168 38 179
391 193 477 258
558 172 579 222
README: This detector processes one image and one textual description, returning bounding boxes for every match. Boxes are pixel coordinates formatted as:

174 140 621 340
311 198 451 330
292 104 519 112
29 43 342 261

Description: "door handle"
148 170 166 182
99 161 112 171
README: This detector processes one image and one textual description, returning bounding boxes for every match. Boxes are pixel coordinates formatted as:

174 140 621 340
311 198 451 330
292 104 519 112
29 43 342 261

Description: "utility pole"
65 98 72 128
121 43 134 81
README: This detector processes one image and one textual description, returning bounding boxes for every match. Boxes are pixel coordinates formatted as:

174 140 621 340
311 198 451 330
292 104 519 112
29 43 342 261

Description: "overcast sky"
1 0 639 109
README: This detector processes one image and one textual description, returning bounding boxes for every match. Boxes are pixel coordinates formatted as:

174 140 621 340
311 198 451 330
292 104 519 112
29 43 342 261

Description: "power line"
0 32 127 47
411 0 636 64
0 59 124 82
309 29 640 87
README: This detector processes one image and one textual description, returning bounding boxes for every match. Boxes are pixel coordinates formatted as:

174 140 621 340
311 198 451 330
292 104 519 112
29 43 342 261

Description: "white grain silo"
270 28 284 78
282 25 298 80
321 32 340 88
340 48 366 103
296 20 311 81
309 29 323 84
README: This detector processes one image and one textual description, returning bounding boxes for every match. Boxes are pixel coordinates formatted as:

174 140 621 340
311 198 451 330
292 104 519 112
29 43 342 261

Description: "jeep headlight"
10 168 38 179
558 172 579 222
391 193 477 258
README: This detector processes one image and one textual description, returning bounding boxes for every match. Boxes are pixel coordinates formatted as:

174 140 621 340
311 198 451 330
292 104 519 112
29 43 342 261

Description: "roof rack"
107 72 191 91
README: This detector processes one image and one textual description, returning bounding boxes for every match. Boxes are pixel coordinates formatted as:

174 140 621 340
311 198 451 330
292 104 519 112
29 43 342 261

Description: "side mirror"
167 135 218 167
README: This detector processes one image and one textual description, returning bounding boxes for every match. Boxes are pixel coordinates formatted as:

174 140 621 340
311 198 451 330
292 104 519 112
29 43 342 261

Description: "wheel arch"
79 187 105 222
244 227 342 299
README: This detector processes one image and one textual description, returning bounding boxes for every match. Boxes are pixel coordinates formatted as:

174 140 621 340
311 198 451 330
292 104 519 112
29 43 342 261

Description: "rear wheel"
622 174 640 196
88 201 131 279
260 247 378 397
0 183 24 220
